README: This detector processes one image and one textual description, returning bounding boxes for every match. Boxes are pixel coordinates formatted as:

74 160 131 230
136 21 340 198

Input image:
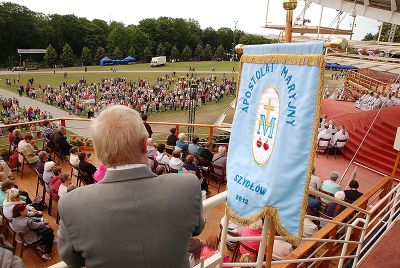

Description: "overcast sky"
5 0 380 41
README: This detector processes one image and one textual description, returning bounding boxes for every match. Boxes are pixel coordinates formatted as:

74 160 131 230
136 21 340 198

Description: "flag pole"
265 216 276 268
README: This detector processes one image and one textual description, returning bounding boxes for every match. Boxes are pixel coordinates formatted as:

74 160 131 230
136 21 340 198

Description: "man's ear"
142 136 148 154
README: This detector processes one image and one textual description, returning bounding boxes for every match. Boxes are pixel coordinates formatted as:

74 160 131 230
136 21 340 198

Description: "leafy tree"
204 44 213 61
194 44 204 61
181 45 192 61
170 45 179 60
239 34 272 45
44 44 58 67
80 47 92 66
60 43 75 67
94 46 106 63
216 28 234 51
156 43 165 56
362 33 375 41
113 46 123 59
214 44 225 60
143 46 152 62
127 46 136 57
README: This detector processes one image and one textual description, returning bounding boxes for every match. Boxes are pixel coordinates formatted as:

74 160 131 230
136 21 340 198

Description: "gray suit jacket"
58 165 204 268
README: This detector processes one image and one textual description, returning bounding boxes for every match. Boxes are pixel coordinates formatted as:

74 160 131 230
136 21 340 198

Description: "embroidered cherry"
263 141 269 151
256 137 262 148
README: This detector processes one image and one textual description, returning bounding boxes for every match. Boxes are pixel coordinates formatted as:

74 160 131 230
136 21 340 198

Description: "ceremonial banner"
227 42 324 244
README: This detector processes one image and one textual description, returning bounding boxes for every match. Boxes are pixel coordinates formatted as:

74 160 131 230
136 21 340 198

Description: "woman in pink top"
93 163 107 182
239 220 263 258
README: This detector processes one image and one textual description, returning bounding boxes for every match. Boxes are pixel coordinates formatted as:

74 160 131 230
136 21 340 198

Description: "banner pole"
265 216 275 268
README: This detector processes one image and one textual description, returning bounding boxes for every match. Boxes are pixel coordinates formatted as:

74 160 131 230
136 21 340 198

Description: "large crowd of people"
6 74 237 118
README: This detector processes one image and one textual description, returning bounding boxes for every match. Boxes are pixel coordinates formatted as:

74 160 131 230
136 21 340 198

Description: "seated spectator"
272 239 293 261
330 125 349 149
188 136 200 155
12 129 23 146
176 133 189 156
156 143 170 165
93 163 107 182
3 188 42 220
239 220 263 258
69 146 80 176
327 119 337 135
0 157 14 180
321 171 342 204
78 152 97 178
0 181 16 205
142 114 153 138
17 134 39 164
43 161 56 193
345 180 363 203
308 167 321 211
317 124 332 149
188 238 204 267
36 151 49 175
169 150 184 171
52 126 72 156
0 234 25 267
58 174 73 199
212 146 227 176
200 141 214 162
327 191 346 217
200 235 219 259
220 215 244 250
303 218 318 238
183 154 201 179
167 128 178 146
11 203 54 261
147 138 158 167
50 166 62 201
155 165 167 175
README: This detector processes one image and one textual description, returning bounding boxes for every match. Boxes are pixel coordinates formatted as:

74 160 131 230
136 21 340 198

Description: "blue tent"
124 56 136 62
99 56 113 66
325 63 357 70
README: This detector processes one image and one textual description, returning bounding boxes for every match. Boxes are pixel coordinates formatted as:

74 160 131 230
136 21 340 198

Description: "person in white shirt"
156 143 170 165
355 91 368 109
371 93 382 109
330 125 349 148
58 174 73 199
317 124 332 148
309 167 321 191
169 150 184 170
327 119 337 135
147 138 157 160
69 146 80 176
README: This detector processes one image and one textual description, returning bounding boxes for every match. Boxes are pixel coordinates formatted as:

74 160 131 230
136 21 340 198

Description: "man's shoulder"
157 173 200 190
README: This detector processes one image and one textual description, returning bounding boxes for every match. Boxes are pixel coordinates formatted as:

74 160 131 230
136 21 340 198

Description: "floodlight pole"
187 83 198 140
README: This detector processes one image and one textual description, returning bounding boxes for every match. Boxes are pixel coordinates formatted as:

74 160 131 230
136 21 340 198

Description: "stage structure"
17 48 47 66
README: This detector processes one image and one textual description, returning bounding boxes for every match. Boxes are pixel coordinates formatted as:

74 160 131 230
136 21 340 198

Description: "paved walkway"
0 88 91 137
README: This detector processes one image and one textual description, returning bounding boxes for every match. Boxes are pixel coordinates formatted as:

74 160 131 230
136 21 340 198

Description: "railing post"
175 124 180 136
209 126 214 142
322 227 337 268
351 214 370 268
61 119 66 127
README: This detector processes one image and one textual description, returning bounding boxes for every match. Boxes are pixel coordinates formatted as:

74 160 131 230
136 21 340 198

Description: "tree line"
0 2 274 67
363 22 400 42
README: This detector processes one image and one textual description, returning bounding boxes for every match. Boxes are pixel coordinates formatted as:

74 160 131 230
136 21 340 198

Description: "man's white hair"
178 133 186 141
91 105 148 167
218 146 226 155
44 161 56 171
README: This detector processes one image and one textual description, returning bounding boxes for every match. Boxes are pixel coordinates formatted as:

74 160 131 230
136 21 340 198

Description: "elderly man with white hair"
176 132 189 156
212 146 227 176
57 105 204 268
321 171 343 204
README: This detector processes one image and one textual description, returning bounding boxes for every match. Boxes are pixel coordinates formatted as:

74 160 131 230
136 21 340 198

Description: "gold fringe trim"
241 54 322 67
227 54 325 246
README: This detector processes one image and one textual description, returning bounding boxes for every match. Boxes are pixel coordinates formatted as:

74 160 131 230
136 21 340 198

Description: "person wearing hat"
11 203 54 261
321 171 343 204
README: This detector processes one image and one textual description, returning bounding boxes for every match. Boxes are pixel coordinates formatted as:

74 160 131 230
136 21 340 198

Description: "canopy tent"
99 57 113 66
124 56 136 62
112 59 129 65
325 63 358 71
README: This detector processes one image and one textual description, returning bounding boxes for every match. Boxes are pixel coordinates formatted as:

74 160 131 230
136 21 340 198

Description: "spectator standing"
58 105 204 268
167 128 178 146
142 114 153 138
